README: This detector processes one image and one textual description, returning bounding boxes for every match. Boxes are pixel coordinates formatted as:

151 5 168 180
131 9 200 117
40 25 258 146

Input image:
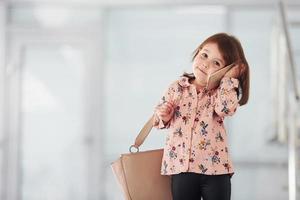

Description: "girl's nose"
202 60 209 68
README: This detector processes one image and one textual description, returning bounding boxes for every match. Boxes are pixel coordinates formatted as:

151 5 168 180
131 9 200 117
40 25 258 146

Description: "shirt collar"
178 76 212 95
178 76 191 87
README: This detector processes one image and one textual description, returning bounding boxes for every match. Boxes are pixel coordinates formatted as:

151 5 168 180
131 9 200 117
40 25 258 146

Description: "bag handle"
129 114 155 153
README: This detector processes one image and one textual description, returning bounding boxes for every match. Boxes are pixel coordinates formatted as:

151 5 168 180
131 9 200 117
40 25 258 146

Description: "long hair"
182 32 250 106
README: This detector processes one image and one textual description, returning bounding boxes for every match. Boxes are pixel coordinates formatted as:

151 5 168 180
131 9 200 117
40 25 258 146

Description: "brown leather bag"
110 114 172 200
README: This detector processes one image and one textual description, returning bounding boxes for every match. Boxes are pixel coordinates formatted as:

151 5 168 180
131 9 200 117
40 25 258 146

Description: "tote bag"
110 115 172 200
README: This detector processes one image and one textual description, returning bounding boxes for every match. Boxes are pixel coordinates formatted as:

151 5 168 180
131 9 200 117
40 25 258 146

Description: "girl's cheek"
207 68 215 75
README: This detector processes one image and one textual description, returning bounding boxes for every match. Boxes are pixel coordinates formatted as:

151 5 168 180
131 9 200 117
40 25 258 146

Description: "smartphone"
205 63 236 90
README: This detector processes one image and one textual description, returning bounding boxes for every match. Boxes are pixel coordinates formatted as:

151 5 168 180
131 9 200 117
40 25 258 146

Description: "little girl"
153 33 250 200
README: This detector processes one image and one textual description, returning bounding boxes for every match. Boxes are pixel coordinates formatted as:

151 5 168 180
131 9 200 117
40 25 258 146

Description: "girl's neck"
190 79 206 93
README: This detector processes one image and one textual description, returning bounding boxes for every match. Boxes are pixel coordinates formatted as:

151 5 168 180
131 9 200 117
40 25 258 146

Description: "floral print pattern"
153 76 240 178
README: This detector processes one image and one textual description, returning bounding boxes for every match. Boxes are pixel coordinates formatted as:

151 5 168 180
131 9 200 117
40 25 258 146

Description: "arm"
153 81 178 129
214 76 240 117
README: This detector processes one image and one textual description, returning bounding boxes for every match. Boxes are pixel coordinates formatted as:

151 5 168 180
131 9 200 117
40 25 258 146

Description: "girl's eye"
214 61 220 66
200 53 207 59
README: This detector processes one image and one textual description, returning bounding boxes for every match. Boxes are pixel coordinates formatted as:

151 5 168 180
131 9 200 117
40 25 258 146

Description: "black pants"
171 172 231 200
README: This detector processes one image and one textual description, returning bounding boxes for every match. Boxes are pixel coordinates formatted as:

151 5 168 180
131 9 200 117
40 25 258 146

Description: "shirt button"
195 117 199 122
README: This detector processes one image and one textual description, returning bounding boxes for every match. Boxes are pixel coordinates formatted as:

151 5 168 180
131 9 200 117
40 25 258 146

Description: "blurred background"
0 0 300 199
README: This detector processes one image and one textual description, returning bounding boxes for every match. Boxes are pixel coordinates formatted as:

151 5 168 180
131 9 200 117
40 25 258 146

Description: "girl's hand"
155 101 175 124
224 63 246 79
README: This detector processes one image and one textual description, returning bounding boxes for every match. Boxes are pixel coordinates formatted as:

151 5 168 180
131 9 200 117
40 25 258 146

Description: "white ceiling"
4 0 300 8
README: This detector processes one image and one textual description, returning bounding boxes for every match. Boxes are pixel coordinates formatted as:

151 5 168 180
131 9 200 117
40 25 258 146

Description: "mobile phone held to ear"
206 63 235 90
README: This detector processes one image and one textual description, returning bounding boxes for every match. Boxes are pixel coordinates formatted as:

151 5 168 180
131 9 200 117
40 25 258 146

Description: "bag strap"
129 114 155 153
129 81 184 153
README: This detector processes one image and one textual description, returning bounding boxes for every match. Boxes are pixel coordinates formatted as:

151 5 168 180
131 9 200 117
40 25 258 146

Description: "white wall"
1 1 300 200
0 2 6 200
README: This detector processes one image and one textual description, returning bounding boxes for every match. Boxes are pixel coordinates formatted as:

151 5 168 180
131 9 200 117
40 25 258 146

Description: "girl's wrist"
162 118 170 125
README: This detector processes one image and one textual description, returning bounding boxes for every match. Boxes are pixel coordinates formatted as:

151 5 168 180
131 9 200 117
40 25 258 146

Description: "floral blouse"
153 76 240 178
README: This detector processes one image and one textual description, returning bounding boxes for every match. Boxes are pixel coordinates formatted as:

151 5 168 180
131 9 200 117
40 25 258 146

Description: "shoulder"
168 76 191 88
164 76 192 92
178 76 191 87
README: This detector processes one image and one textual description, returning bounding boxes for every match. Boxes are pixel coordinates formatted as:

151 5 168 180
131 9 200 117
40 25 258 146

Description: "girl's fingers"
158 110 169 116
157 108 173 116
160 105 170 112
163 102 174 110
166 101 175 108
155 101 175 117
225 65 240 78
240 64 246 75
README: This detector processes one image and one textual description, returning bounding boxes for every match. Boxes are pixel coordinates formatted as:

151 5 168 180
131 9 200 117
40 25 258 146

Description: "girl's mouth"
198 68 207 75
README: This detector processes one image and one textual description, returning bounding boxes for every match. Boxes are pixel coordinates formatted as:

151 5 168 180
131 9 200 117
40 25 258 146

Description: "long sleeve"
214 76 240 117
153 80 178 129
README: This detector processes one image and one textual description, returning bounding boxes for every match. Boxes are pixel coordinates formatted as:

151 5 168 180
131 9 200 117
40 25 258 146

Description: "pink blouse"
153 76 240 177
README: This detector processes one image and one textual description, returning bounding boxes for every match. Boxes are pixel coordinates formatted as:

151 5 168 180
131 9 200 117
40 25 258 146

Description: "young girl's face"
192 42 225 85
